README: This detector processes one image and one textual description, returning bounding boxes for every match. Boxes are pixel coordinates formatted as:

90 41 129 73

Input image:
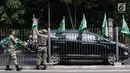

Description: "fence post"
48 1 51 64
108 18 114 41
116 27 119 62
115 27 122 66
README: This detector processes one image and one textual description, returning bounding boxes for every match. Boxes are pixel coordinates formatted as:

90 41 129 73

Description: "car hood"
110 41 128 48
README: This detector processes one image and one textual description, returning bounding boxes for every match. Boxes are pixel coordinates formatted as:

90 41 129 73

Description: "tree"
60 0 84 29
60 0 74 29
0 0 25 28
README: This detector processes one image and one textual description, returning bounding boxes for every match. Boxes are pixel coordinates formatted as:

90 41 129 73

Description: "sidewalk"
1 65 130 70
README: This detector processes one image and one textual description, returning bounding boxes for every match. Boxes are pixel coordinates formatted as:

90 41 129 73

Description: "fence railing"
0 28 129 66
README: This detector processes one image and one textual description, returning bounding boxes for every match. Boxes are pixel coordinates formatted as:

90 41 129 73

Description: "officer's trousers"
36 46 47 65
7 49 18 65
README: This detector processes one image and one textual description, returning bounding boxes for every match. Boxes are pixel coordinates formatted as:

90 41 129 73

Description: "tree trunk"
74 2 77 29
65 3 74 30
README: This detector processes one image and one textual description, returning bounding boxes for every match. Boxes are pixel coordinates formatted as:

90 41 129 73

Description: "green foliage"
1 13 8 21
6 0 21 9
0 0 130 29
60 0 72 3
0 0 25 27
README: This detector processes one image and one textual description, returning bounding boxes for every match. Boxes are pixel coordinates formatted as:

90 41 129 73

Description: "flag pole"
48 0 51 63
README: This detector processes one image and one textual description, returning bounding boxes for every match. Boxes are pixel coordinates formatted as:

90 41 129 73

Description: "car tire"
105 53 116 65
50 53 61 65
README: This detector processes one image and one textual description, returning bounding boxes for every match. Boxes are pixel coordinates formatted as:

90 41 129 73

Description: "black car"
50 30 129 65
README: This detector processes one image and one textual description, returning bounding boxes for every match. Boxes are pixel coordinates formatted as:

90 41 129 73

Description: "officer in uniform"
34 28 48 70
6 30 23 71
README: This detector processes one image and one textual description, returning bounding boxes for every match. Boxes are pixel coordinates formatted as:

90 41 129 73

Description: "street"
0 53 130 73
0 53 130 66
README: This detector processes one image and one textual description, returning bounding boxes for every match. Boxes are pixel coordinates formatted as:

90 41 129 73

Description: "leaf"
19 19 25 24
0 6 4 14
6 18 12 24
60 0 72 3
18 9 25 15
11 13 19 20
0 13 8 21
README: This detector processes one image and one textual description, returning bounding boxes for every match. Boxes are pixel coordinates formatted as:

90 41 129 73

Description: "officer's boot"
40 61 43 65
36 65 40 70
6 65 13 70
15 65 23 71
43 65 47 70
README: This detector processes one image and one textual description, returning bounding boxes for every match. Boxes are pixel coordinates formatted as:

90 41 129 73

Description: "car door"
65 39 82 60
81 33 105 60
51 38 66 56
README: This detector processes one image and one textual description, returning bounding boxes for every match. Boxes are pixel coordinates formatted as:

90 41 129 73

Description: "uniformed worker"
35 28 48 70
6 30 23 71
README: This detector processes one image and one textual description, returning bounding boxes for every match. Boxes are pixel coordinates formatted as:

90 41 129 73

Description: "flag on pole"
32 15 38 29
32 15 38 42
102 13 108 37
121 15 130 35
78 14 87 33
55 16 65 37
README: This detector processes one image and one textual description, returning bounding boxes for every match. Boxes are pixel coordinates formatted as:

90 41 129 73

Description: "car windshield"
66 30 109 42
84 31 109 42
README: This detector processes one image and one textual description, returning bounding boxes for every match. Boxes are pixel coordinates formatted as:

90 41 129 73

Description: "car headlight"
119 43 128 48
119 43 129 51
124 52 129 56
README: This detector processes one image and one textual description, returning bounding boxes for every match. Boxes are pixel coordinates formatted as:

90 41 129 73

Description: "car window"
82 33 96 41
84 31 109 42
50 30 108 42
66 33 78 40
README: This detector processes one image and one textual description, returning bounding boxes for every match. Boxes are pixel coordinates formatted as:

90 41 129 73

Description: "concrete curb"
0 65 130 70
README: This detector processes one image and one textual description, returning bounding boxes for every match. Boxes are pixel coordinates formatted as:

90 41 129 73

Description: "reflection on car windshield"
83 30 109 42
66 31 109 42
51 30 109 42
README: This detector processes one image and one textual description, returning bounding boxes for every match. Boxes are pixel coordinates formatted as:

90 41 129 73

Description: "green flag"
32 15 38 29
121 15 130 35
0 37 24 49
0 37 9 56
102 13 108 37
0 37 25 56
0 37 8 45
15 37 24 48
78 14 87 33
55 16 65 37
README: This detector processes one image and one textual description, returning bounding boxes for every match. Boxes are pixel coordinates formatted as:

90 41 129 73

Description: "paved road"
0 70 130 73
0 53 130 66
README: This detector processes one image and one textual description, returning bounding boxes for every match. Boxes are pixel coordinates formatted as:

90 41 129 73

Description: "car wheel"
50 53 61 65
106 53 116 65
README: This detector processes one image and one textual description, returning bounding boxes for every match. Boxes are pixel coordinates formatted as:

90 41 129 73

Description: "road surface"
0 53 130 66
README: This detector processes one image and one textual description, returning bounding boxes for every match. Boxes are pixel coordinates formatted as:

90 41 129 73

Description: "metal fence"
50 28 130 65
0 28 129 66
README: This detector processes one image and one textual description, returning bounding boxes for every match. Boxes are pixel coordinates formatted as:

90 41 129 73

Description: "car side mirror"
96 37 101 43
97 39 101 43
